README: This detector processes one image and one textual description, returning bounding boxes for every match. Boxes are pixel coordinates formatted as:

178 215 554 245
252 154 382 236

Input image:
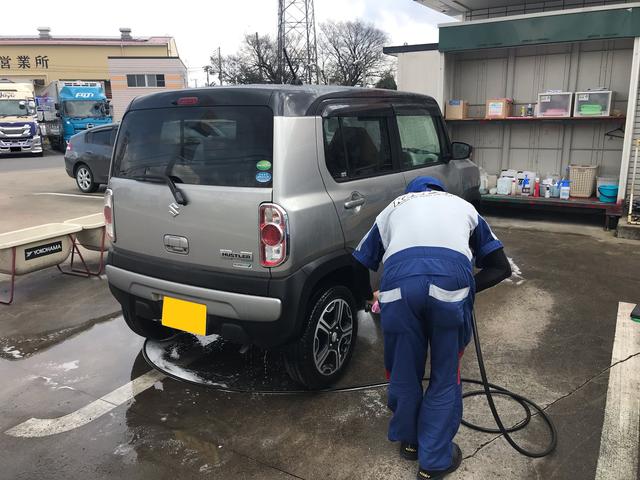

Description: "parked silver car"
104 85 480 388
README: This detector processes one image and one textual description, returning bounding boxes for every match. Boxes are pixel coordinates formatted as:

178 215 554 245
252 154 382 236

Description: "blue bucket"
598 185 618 203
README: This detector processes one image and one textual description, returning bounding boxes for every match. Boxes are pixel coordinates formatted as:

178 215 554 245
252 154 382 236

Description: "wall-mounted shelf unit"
447 116 625 123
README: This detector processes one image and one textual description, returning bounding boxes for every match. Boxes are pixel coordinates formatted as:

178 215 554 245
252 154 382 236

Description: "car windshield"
113 105 274 187
0 100 28 117
63 100 106 118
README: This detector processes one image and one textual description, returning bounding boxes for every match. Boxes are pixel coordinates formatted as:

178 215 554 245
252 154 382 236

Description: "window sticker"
255 171 272 183
256 160 272 171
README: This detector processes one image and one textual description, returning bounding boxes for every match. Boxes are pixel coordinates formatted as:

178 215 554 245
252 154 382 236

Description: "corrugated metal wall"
627 82 640 200
448 39 633 179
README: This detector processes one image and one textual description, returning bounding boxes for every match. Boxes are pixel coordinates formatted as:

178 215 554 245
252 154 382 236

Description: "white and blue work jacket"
353 190 504 286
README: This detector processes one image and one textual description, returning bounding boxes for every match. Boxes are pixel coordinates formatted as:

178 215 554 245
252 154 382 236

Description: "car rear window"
112 106 273 187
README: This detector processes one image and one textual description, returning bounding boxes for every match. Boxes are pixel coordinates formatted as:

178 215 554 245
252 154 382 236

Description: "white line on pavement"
4 369 165 438
595 302 640 480
32 193 103 199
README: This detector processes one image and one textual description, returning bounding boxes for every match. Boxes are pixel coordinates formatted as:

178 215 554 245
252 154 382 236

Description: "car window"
109 128 118 146
396 115 442 169
323 116 393 181
113 106 273 187
88 129 112 146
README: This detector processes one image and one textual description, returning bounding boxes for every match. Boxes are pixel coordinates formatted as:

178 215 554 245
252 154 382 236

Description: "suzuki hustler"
104 85 479 389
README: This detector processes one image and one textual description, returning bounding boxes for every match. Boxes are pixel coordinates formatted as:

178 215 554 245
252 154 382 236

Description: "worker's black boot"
400 442 418 461
416 443 462 480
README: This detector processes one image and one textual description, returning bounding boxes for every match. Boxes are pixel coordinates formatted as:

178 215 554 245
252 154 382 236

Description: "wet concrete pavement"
1 219 639 479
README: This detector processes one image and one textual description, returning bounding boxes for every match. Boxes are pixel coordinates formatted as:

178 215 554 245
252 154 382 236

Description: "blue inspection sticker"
256 171 272 183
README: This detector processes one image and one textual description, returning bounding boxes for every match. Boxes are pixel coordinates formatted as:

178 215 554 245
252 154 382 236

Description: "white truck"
0 80 42 156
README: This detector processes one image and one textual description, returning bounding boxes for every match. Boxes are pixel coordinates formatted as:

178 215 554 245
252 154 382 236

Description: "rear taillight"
259 203 288 267
66 142 72 152
104 188 115 241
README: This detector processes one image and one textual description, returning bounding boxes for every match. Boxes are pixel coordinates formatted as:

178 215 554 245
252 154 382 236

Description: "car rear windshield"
112 106 273 187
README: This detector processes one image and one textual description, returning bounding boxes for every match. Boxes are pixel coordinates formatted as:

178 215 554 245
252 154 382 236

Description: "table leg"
0 247 16 305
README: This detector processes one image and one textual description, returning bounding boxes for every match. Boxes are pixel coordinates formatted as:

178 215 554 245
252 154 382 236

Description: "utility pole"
218 46 223 86
277 0 318 84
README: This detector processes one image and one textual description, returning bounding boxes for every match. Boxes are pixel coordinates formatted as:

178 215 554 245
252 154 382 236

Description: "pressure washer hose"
460 310 558 457
144 310 557 458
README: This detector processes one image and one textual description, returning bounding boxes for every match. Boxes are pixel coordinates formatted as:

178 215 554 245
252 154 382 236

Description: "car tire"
284 285 358 390
75 164 98 193
122 308 178 341
33 151 43 157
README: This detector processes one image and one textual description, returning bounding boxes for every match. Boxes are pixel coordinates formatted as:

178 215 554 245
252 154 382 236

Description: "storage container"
574 91 613 117
569 165 598 197
445 100 468 120
485 98 513 119
597 176 618 193
537 92 573 117
598 185 618 203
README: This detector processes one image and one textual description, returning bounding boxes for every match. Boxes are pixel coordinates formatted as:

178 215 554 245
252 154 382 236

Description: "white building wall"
108 57 187 121
397 50 446 109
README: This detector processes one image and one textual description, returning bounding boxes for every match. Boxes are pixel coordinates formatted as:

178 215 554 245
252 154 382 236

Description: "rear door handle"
344 192 366 209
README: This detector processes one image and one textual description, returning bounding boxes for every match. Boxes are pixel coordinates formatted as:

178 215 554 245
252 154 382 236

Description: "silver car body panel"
108 177 271 276
106 265 281 321
270 116 344 276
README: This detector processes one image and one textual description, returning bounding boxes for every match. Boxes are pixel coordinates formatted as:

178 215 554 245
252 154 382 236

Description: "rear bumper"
106 247 358 348
107 248 310 348
106 265 282 322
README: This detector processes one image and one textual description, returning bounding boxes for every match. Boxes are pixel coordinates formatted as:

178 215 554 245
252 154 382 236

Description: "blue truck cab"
38 81 112 151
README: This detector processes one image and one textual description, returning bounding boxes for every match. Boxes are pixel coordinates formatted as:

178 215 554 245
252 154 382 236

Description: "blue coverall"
353 177 503 471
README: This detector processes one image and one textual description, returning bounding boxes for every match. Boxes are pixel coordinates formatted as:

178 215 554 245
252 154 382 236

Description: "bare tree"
319 20 389 86
209 33 303 85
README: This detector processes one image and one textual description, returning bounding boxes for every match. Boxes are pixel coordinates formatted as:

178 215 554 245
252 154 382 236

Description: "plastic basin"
598 185 618 203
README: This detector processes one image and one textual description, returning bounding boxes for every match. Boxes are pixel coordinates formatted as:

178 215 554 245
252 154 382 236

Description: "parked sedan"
64 124 118 193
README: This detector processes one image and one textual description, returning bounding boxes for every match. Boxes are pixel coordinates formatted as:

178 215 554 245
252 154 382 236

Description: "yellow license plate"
161 296 207 335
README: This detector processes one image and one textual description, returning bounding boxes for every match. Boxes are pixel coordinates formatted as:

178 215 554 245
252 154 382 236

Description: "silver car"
104 85 480 389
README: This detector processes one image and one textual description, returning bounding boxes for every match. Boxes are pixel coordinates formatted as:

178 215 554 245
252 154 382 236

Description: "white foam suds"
153 381 164 391
195 334 220 348
146 341 228 389
505 257 525 285
2 346 23 359
169 347 180 360
59 360 79 371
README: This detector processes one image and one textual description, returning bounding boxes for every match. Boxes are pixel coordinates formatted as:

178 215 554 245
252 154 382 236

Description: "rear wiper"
130 174 188 206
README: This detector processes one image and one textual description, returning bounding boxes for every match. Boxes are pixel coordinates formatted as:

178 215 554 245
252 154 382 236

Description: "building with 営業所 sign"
0 27 188 121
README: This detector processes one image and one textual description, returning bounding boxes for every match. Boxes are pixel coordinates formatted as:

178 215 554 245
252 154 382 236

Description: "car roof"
126 85 440 117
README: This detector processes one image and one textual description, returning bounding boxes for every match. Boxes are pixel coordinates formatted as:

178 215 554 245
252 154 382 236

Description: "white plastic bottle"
511 178 517 196
560 180 570 200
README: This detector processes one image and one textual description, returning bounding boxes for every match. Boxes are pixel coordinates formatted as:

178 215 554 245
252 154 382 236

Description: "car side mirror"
451 142 472 160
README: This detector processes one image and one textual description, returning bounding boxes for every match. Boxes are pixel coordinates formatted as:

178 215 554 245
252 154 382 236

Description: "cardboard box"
485 98 513 119
445 100 468 120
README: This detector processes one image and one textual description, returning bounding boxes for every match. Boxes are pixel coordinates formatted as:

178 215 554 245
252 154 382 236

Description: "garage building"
387 1 640 226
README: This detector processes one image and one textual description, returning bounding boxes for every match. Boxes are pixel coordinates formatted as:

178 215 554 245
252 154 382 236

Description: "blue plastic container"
598 185 618 203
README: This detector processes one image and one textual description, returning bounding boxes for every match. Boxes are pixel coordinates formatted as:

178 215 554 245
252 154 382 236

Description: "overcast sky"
11 0 454 86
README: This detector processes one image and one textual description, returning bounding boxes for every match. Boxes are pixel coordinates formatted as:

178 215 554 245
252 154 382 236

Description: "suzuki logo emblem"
168 202 180 217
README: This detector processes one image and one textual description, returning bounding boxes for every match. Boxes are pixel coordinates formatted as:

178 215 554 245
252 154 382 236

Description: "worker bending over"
354 176 511 480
